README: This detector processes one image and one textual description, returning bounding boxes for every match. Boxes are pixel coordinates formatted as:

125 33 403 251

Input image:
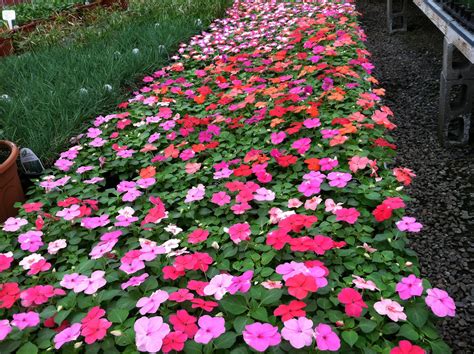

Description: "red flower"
372 203 393 222
162 266 185 280
266 229 291 250
0 283 20 309
393 168 416 186
274 300 307 321
0 254 13 273
81 307 111 344
286 274 318 300
269 106 287 117
169 289 194 302
187 280 208 296
390 340 425 354
275 154 298 167
187 229 209 244
190 298 218 312
169 310 198 339
162 331 187 353
311 235 335 255
337 288 367 317
22 202 43 213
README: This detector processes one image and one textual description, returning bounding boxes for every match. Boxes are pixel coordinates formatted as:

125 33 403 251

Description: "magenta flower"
136 290 169 315
281 317 314 349
291 138 311 154
374 299 407 322
54 323 81 349
203 274 233 300
315 323 340 351
194 315 226 344
0 320 12 341
81 215 110 229
211 191 231 206
11 311 40 330
395 274 423 300
327 172 352 188
121 273 149 290
396 217 423 232
228 270 253 294
425 288 456 317
319 158 338 171
185 184 206 203
18 230 44 252
270 131 286 144
243 322 281 352
134 316 170 352
227 222 251 244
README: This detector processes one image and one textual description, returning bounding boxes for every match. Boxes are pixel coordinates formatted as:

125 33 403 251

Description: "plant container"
0 141 24 223
0 36 14 57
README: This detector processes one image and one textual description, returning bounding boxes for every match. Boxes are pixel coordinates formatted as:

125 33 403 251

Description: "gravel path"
356 1 474 352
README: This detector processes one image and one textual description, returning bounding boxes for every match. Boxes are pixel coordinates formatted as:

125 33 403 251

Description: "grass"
0 0 230 164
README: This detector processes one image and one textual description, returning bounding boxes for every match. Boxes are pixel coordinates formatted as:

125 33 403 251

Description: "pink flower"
48 239 67 254
327 172 352 188
188 229 209 244
185 162 201 174
137 290 169 315
349 156 370 173
0 320 12 340
194 315 225 344
56 204 81 220
288 198 303 208
271 132 286 144
54 158 74 171
203 274 233 300
390 340 426 354
227 222 251 244
211 191 231 206
325 198 343 212
11 311 40 330
319 157 338 171
121 273 149 290
396 217 423 232
254 188 275 201
352 275 379 291
281 317 314 349
243 322 281 352
18 230 43 252
54 323 81 349
81 215 110 229
2 217 28 232
425 288 455 317
60 273 89 293
261 280 283 289
374 299 407 322
335 207 360 224
396 275 423 300
338 288 367 317
315 323 341 351
228 270 253 294
185 184 206 203
292 138 311 154
135 316 170 352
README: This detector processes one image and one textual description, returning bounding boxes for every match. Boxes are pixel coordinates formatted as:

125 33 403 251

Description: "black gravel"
356 1 474 352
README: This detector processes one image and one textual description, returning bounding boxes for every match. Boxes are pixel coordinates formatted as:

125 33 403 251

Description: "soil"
356 1 474 352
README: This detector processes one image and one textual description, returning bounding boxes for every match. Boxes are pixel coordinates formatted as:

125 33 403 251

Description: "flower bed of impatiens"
0 0 456 353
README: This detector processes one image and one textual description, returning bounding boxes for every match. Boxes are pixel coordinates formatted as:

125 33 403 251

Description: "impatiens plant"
0 0 455 353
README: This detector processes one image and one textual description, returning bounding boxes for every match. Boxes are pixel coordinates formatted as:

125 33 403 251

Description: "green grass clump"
0 0 229 164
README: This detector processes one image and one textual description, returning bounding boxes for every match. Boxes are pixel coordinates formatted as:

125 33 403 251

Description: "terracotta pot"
0 37 14 57
100 0 128 10
0 141 24 223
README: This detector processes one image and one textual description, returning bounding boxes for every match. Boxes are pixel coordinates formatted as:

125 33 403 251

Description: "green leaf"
108 309 129 324
17 343 38 354
430 340 452 354
261 251 276 265
55 309 71 325
214 332 238 349
405 302 429 328
233 316 250 334
184 341 203 354
359 319 377 333
219 295 248 315
250 307 268 322
397 324 419 341
342 330 358 347
260 289 283 305
382 322 400 334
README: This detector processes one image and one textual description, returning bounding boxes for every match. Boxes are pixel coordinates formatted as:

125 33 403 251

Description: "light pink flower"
315 323 340 351
281 317 314 349
194 315 225 344
121 273 149 290
54 323 81 349
288 198 303 208
2 217 28 232
304 196 322 210
261 280 283 289
60 273 89 293
18 230 43 252
83 271 107 295
327 172 352 188
396 217 423 232
325 198 343 212
185 184 206 203
425 288 455 317
349 156 370 173
56 204 81 221
137 290 169 315
254 188 275 201
243 322 281 352
374 299 407 322
396 275 423 300
203 274 233 300
48 239 67 254
134 316 170 352
352 275 379 291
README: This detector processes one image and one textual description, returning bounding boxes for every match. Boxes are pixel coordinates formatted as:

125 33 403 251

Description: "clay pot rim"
0 140 19 174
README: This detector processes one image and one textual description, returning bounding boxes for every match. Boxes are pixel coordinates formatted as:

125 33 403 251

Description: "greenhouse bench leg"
439 37 474 145
387 0 408 34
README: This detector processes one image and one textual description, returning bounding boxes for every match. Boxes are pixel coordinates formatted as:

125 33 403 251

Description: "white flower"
19 253 44 270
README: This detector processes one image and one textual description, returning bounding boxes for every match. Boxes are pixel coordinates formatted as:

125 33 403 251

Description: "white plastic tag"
2 10 16 30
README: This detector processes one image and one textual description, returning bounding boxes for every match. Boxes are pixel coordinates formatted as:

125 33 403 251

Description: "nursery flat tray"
414 0 474 63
